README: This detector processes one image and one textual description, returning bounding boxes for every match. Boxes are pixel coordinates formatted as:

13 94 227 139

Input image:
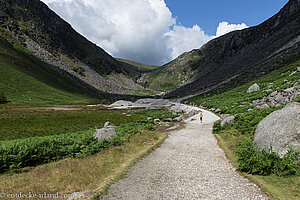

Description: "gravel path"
101 109 270 200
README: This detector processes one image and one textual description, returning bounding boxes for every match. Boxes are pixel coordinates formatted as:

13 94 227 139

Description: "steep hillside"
0 0 150 95
0 35 101 105
141 0 300 97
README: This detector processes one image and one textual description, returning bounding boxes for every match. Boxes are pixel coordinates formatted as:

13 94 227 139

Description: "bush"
135 109 177 121
0 121 154 173
237 139 300 176
0 92 7 104
212 121 222 134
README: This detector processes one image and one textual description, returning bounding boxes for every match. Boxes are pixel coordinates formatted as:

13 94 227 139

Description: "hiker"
200 112 203 123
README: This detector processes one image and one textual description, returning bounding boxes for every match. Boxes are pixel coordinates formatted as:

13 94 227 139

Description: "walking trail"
102 108 270 200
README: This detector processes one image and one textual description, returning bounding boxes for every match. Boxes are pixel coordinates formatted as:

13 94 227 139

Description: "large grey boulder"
247 83 260 93
253 102 300 158
93 128 117 142
221 116 235 127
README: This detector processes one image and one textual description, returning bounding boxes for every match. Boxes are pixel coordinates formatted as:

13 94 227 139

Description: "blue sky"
166 0 288 35
43 0 290 65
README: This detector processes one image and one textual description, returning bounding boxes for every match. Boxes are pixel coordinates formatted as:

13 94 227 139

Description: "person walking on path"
200 112 203 123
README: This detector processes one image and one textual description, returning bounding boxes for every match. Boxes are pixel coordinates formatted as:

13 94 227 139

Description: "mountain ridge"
141 0 300 98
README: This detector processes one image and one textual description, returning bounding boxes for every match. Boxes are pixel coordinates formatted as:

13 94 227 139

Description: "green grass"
0 32 102 105
0 107 144 141
117 58 160 70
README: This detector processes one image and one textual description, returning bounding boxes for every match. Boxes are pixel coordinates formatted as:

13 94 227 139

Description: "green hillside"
0 35 100 105
117 58 160 71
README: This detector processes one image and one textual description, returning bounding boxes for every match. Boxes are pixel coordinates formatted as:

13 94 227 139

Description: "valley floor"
99 109 269 200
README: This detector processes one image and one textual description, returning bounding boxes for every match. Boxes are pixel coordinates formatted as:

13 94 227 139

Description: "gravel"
101 109 270 200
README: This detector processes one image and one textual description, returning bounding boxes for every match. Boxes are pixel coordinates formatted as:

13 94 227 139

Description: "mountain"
0 0 151 97
141 0 300 98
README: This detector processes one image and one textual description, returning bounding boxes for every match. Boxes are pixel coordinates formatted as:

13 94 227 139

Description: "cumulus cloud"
216 21 248 37
41 0 248 65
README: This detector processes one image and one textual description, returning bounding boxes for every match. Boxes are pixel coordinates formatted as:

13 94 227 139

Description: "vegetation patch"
188 59 300 199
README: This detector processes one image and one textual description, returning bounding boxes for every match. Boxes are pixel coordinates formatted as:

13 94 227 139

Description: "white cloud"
166 25 213 60
41 0 248 65
216 21 248 37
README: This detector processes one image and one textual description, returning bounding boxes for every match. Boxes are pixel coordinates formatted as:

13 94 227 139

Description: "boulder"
253 102 300 158
297 67 300 72
104 121 115 128
221 116 235 127
184 109 200 118
255 104 270 110
154 119 160 124
174 115 184 121
93 128 117 142
220 114 230 120
109 100 133 107
247 83 260 93
215 108 221 113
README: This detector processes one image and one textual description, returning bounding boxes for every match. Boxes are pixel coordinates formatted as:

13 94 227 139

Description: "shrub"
212 121 222 134
0 92 7 104
135 109 177 121
237 139 300 176
0 121 154 173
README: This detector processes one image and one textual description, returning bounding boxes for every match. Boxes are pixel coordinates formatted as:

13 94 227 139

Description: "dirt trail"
101 109 270 200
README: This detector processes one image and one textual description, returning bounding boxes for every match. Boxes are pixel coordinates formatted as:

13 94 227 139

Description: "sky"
41 0 288 66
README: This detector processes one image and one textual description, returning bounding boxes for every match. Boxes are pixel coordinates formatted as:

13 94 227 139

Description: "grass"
0 130 168 198
117 58 160 70
0 107 143 140
215 130 300 200
0 32 101 106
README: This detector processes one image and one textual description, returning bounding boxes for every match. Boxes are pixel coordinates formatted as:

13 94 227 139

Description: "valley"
0 0 299 199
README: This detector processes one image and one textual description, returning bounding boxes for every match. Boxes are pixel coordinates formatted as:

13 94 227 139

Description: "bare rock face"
247 83 260 93
93 128 117 142
253 102 300 158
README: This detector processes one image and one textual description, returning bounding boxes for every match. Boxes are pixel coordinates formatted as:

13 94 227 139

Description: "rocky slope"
0 0 151 96
142 0 300 98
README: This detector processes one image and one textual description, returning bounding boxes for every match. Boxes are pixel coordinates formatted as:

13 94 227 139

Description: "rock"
263 89 272 93
185 109 200 118
247 108 253 112
109 100 133 107
269 91 278 97
255 104 270 110
165 118 173 122
174 115 184 121
143 142 153 145
247 83 260 93
104 121 115 128
220 114 230 120
93 128 117 142
274 94 285 104
147 117 153 121
253 102 300 158
154 119 160 124
297 67 300 72
221 116 235 127
215 108 221 113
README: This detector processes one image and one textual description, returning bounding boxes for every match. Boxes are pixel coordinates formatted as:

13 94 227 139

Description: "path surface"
102 109 270 200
